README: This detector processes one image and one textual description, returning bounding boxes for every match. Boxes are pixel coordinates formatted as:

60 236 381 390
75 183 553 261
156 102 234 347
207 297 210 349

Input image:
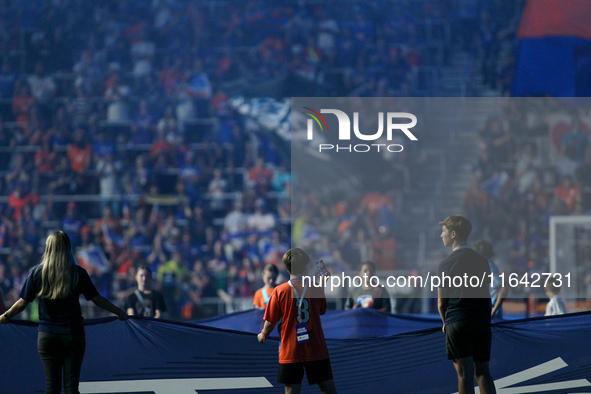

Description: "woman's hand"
118 311 130 321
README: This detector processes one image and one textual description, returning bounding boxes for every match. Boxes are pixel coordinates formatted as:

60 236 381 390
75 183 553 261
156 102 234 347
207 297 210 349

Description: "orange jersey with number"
263 280 329 363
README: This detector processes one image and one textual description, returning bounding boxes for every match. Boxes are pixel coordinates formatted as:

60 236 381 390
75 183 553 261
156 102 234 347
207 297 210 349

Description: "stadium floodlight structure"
549 215 591 299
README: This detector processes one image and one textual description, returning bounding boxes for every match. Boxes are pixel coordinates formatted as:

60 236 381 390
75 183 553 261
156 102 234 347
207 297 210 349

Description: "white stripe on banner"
80 376 273 394
453 357 591 394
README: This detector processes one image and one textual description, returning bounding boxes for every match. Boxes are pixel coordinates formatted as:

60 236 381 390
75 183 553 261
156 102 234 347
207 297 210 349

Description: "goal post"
549 215 591 299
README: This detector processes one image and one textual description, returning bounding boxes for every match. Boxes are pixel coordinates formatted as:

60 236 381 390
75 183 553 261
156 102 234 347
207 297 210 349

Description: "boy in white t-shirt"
545 277 567 316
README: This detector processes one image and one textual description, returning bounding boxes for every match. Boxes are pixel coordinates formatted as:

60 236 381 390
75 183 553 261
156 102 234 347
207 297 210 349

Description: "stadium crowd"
0 0 547 319
0 0 475 319
463 99 591 293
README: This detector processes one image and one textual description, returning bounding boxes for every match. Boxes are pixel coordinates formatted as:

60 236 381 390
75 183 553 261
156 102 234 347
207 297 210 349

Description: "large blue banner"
196 308 444 339
1 311 591 393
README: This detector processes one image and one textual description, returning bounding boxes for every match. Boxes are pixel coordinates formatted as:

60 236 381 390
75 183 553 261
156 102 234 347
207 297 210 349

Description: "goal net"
549 215 591 299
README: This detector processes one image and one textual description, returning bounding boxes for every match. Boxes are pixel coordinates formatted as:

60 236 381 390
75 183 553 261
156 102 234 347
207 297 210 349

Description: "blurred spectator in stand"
96 152 123 216
94 204 123 255
178 149 202 203
352 228 373 264
62 202 85 248
224 199 249 251
186 57 212 118
259 230 289 267
128 154 151 195
182 259 218 319
0 59 18 99
146 233 168 272
4 153 28 193
159 214 181 254
473 239 508 319
47 156 74 195
93 132 116 162
479 117 511 165
189 204 210 247
12 82 36 130
344 261 391 312
150 130 175 167
104 68 130 122
514 142 542 195
67 129 93 194
229 123 250 167
139 75 165 117
530 178 549 212
26 62 56 121
248 156 273 195
242 233 262 267
157 251 189 319
159 56 184 99
249 198 276 235
178 232 200 268
130 32 155 89
561 118 589 165
34 137 57 175
131 99 155 144
554 176 580 213
8 183 34 221
473 145 499 183
253 263 279 309
272 163 291 195
68 86 91 129
50 106 72 146
157 105 180 144
315 7 339 57
372 226 396 271
575 156 591 212
125 209 152 252
207 168 227 217
175 87 196 134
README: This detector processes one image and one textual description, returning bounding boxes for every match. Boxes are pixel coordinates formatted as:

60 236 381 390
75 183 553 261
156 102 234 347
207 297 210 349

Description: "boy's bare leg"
474 361 496 394
454 357 475 394
285 383 301 394
318 378 338 394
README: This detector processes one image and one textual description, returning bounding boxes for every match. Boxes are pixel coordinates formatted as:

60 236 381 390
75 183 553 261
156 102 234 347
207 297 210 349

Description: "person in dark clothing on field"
437 215 496 394
0 231 128 394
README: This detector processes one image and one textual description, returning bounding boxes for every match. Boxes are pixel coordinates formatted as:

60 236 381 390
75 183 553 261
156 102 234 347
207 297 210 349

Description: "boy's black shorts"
277 358 333 385
445 319 491 362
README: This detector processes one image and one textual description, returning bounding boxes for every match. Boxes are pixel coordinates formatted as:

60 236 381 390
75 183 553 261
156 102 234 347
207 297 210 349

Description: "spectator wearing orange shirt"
34 138 57 173
248 156 272 195
12 82 36 130
67 130 92 174
67 130 93 194
253 264 279 309
8 183 32 220
554 176 580 213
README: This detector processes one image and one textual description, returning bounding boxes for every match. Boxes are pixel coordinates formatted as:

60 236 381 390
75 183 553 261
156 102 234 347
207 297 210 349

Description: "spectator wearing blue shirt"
562 118 589 164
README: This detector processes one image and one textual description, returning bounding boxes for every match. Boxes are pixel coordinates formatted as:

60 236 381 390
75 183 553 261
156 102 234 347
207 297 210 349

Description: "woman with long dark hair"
0 231 129 394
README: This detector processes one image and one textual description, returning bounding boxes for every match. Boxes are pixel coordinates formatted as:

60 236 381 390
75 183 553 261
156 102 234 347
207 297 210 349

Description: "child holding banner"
257 248 337 394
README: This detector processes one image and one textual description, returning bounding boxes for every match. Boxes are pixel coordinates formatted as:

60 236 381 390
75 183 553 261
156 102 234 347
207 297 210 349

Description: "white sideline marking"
80 376 273 394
